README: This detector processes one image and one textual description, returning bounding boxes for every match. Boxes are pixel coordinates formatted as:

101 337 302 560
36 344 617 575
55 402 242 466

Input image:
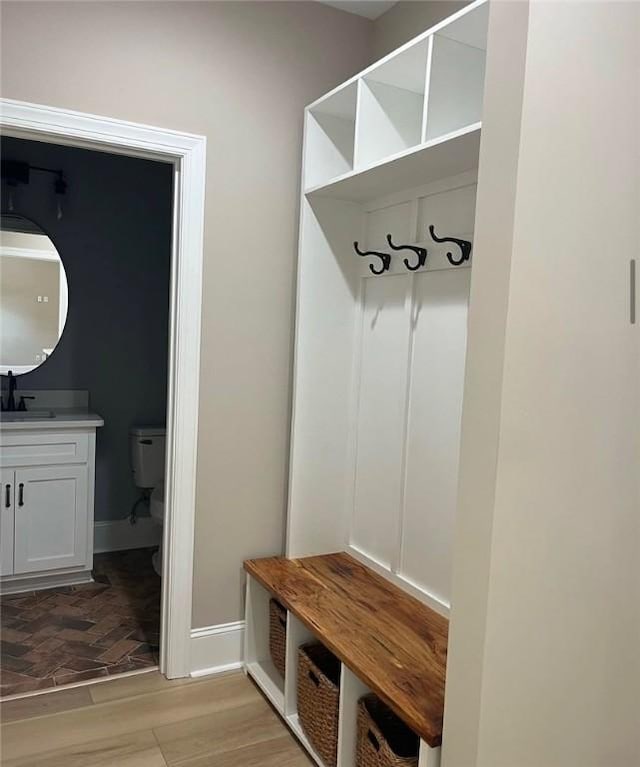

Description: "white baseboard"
1 569 92 595
190 621 245 677
94 518 162 554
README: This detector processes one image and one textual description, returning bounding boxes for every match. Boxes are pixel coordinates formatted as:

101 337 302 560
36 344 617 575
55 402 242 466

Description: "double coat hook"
386 234 427 271
353 241 391 275
428 225 472 266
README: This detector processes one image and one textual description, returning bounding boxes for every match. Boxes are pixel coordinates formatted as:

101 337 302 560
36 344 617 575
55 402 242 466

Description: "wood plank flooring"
245 552 449 747
0 670 313 766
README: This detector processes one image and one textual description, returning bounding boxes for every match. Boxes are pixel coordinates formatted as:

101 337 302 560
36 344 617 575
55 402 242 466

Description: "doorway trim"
0 98 206 678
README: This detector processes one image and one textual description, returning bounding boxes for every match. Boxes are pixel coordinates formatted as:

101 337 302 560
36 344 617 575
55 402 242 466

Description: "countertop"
0 409 104 430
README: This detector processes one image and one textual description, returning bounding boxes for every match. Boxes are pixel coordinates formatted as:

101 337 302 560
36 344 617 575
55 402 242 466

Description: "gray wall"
372 0 470 58
443 2 640 765
1 137 172 523
1 255 59 365
0 1 373 628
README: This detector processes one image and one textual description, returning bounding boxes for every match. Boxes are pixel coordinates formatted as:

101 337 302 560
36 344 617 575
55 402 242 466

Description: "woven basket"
297 643 341 767
269 599 287 678
356 694 419 767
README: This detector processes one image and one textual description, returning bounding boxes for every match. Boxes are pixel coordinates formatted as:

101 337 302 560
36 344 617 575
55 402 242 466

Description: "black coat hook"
353 241 391 275
386 234 427 272
428 225 472 266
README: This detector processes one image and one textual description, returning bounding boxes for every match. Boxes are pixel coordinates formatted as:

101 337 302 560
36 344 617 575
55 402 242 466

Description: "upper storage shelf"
303 0 488 199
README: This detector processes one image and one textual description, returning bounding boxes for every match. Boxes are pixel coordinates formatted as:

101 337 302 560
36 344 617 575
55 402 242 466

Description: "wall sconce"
1 160 68 220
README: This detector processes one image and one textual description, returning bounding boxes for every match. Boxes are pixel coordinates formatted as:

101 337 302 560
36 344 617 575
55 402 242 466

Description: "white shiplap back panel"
366 200 413 250
400 267 470 606
346 177 476 610
417 182 477 242
350 273 411 568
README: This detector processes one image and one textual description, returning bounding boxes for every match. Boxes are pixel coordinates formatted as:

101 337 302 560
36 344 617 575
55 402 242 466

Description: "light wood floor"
0 669 313 766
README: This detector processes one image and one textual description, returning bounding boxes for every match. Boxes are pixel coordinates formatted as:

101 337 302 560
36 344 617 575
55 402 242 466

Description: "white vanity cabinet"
0 415 103 593
0 467 15 576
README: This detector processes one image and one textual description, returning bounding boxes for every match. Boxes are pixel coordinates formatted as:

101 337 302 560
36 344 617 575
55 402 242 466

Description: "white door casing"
0 98 206 678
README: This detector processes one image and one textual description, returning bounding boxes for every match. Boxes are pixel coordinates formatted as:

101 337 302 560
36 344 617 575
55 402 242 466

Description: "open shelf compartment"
337 666 372 767
284 612 317 717
244 574 285 713
355 38 430 170
424 2 488 141
305 82 358 189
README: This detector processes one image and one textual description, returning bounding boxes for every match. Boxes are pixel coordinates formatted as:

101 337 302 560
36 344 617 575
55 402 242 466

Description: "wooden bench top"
244 552 449 747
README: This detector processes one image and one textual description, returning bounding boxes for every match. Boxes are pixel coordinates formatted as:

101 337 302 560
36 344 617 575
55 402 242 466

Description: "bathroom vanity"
0 213 104 594
0 411 103 594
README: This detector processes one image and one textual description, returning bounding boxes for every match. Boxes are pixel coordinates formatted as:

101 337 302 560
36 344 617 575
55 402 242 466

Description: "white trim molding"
0 569 93 596
190 621 245 678
94 518 162 554
0 98 206 679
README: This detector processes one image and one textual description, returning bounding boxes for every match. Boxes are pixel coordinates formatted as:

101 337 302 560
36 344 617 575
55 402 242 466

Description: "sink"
0 410 56 422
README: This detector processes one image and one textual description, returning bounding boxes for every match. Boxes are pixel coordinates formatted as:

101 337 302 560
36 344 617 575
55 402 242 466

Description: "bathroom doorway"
0 136 173 695
0 99 206 688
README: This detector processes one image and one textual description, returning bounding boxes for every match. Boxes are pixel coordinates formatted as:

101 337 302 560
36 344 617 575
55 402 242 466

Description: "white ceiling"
317 1 398 20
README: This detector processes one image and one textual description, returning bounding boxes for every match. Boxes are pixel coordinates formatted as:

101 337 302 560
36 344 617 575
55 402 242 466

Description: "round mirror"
0 214 68 375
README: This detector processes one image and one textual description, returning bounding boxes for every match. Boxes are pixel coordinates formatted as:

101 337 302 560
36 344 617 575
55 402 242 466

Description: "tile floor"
0 547 160 697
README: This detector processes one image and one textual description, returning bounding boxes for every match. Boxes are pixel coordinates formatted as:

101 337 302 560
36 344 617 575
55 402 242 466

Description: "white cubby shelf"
303 0 488 199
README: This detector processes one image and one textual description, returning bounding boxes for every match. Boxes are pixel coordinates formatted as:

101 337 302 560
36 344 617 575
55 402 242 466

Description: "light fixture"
1 160 68 220
54 173 67 220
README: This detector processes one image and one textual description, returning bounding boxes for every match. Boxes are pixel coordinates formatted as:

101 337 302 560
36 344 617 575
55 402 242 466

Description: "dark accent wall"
1 137 172 522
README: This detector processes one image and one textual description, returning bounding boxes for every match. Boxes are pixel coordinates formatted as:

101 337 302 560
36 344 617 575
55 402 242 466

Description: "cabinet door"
0 469 15 576
13 465 88 574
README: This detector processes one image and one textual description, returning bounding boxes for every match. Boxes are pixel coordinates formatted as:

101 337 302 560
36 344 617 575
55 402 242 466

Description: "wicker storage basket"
269 599 287 678
356 694 419 767
297 642 341 767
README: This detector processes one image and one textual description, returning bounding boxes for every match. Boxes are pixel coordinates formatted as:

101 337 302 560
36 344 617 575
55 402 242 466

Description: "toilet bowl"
150 482 164 576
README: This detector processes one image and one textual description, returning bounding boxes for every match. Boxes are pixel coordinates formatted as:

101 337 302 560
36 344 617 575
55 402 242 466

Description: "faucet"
2 371 18 412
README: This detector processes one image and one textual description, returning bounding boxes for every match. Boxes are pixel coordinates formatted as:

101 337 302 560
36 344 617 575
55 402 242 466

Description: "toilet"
129 426 166 576
149 481 164 575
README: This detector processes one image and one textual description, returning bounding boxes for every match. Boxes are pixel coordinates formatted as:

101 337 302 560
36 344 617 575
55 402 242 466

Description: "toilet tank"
129 426 166 489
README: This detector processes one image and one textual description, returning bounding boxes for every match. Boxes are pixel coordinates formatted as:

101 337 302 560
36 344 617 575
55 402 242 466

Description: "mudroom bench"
243 553 449 767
